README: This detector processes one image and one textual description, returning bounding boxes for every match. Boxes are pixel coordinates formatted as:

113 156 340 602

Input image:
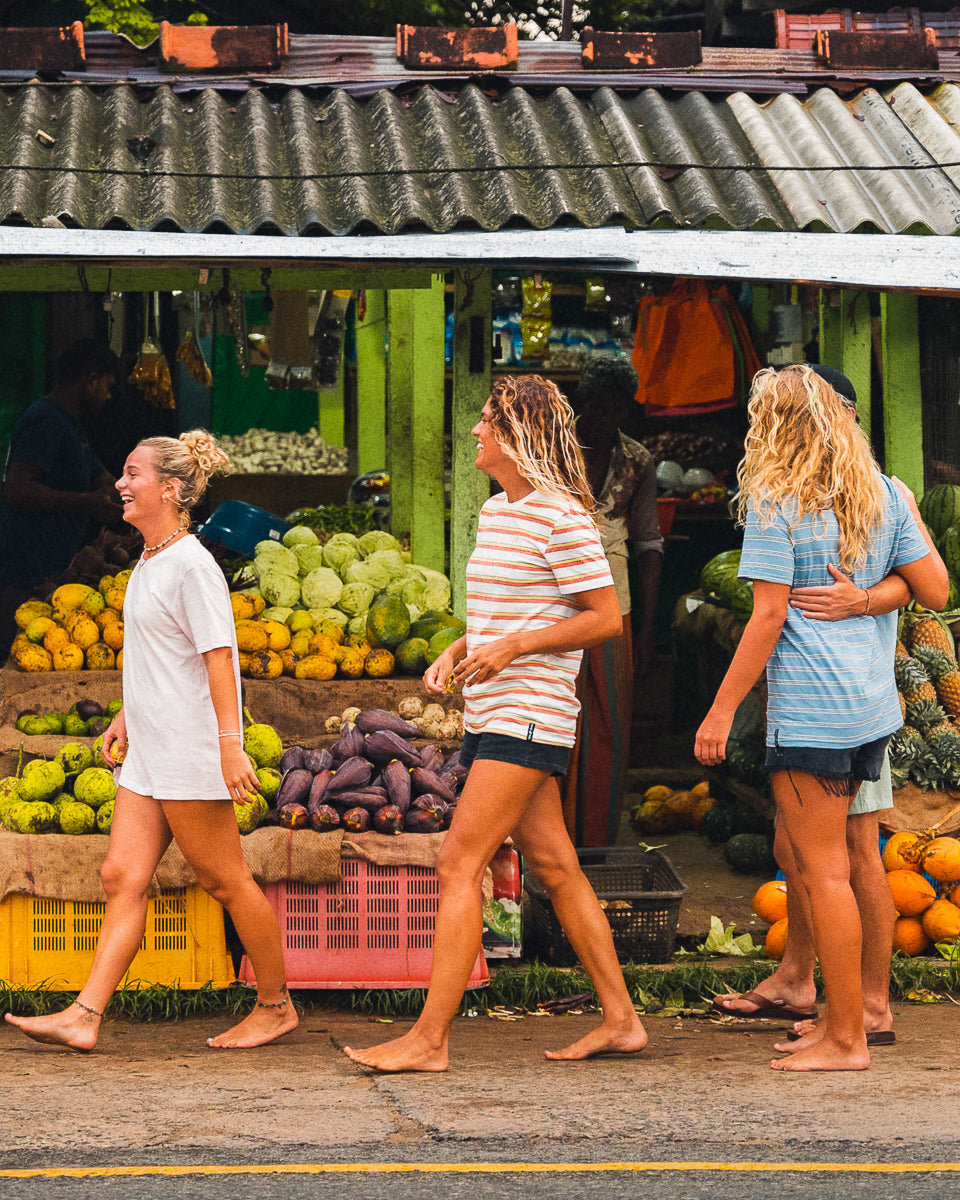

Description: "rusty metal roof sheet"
774 8 960 52
2 80 960 237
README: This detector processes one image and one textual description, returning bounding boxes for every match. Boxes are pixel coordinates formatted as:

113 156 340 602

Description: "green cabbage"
338 582 375 617
358 530 402 558
300 567 344 610
344 549 404 592
347 614 369 638
416 565 452 612
309 607 349 629
294 544 327 577
254 545 299 579
255 538 291 559
258 571 301 608
262 606 294 624
282 525 319 549
322 540 361 576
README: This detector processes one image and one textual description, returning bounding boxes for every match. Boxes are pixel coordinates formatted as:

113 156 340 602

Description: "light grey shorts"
848 750 893 817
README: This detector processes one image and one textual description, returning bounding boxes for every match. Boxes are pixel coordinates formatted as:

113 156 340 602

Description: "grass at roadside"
3 951 958 1020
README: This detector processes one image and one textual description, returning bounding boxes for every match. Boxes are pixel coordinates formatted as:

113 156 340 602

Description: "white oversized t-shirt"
463 489 614 748
119 535 242 799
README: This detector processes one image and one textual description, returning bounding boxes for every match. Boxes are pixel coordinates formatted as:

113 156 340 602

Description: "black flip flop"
786 1028 895 1045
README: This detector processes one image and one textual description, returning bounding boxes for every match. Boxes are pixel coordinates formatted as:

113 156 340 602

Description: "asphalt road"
2 1004 957 1200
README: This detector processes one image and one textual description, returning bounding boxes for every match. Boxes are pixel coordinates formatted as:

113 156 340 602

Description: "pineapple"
924 717 960 784
904 698 947 732
894 653 937 705
912 644 960 717
907 614 957 661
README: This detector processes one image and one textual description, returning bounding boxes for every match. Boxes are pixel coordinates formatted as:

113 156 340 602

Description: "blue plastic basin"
197 500 291 558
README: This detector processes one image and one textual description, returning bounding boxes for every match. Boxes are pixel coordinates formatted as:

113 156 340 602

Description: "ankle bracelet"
75 999 104 1018
256 995 289 1010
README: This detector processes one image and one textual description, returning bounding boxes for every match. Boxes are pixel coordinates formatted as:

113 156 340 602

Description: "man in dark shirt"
0 340 123 643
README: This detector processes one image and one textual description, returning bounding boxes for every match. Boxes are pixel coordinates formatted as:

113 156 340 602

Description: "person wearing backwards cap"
696 363 947 1071
713 363 946 1053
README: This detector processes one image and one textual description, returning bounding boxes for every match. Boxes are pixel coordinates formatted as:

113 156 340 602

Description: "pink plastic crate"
239 859 488 989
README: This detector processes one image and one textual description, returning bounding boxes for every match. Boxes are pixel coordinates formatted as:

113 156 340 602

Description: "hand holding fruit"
453 634 522 687
423 643 462 696
220 741 261 805
101 709 127 768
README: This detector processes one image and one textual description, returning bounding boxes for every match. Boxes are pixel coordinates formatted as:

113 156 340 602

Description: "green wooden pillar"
354 290 387 476
880 293 924 495
838 291 872 441
450 269 493 619
387 277 446 570
317 348 345 447
819 289 842 368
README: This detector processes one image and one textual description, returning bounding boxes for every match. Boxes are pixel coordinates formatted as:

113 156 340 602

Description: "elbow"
917 565 951 613
604 612 624 642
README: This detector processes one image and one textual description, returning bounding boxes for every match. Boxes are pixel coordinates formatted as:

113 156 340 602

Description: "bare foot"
4 1003 100 1051
771 1034 869 1072
544 1016 648 1062
713 985 817 1019
343 1028 448 1073
206 1000 299 1049
774 1023 824 1054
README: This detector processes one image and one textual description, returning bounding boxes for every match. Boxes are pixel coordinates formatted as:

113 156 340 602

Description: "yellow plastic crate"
0 887 236 990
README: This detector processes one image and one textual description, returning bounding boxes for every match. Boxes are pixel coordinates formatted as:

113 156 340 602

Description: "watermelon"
701 806 736 844
699 549 742 606
730 579 754 624
724 833 776 874
919 485 960 541
940 525 960 582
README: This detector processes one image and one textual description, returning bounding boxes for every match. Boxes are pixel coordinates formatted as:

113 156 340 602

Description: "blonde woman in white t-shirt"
345 375 647 1073
5 433 296 1053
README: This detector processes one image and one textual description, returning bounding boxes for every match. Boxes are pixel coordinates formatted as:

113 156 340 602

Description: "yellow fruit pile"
230 591 396 681
629 780 718 835
10 578 128 672
750 880 789 960
883 830 960 956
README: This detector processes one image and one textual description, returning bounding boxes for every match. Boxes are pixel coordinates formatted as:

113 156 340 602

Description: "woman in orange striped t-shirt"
345 376 647 1073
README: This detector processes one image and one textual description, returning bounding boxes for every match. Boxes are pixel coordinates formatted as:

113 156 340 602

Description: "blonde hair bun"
138 431 231 523
179 429 232 481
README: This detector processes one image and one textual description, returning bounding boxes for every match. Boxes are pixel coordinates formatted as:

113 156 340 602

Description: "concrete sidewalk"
1 1002 956 1165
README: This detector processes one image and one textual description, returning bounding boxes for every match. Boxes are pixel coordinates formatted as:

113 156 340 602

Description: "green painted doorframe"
880 293 923 496
386 278 446 571
450 269 493 619
818 290 872 440
355 290 387 477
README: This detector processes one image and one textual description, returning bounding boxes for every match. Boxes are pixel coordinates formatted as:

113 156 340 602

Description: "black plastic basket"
525 847 686 966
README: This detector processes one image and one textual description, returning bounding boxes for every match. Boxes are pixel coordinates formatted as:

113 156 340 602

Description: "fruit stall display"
748 829 960 961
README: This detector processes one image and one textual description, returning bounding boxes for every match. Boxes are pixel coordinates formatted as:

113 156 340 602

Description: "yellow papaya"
364 648 395 678
235 620 269 653
294 655 337 681
102 622 124 652
52 583 95 611
43 625 72 656
230 592 258 622
85 642 116 670
247 649 284 680
14 600 52 630
52 644 84 671
13 642 53 672
336 647 365 679
261 620 292 652
70 616 100 651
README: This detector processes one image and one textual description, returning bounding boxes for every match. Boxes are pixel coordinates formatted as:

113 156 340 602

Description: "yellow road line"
2 1162 960 1179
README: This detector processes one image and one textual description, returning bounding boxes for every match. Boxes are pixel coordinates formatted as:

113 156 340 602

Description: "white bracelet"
218 731 242 739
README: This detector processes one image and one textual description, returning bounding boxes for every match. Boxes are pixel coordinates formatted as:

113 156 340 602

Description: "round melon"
939 526 960 583
730 579 754 624
394 636 430 676
699 549 742 606
919 485 960 541
425 623 467 665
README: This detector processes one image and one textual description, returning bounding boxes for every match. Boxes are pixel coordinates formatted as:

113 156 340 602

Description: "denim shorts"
459 730 570 777
764 733 891 795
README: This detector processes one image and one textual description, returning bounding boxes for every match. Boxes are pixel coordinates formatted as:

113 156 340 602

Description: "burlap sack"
883 784 960 835
0 826 344 903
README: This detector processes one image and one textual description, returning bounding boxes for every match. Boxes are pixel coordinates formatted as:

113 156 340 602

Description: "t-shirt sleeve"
168 562 236 654
544 509 614 595
737 502 796 585
9 411 57 474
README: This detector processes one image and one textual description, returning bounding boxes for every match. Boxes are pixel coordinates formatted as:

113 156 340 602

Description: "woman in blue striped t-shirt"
695 364 946 1073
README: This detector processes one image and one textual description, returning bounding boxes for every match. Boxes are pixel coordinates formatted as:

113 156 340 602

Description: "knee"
435 842 484 893
523 847 581 897
100 856 151 901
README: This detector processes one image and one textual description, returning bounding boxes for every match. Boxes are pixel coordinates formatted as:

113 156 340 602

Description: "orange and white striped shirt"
463 489 614 747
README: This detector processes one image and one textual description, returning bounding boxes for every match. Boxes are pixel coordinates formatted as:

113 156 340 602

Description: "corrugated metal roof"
2 80 960 237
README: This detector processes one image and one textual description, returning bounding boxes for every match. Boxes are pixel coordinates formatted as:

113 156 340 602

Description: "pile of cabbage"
242 527 453 638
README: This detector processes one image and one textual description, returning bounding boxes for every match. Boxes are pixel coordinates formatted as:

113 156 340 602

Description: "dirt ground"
2 1004 958 1161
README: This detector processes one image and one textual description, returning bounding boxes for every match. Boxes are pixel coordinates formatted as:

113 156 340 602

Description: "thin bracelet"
218 731 242 739
863 588 871 615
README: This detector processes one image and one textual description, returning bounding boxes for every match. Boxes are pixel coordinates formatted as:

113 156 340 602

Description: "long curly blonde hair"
487 375 596 512
736 365 884 573
139 431 232 526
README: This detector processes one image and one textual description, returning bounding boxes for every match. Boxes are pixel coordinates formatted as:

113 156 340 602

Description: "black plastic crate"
525 847 686 966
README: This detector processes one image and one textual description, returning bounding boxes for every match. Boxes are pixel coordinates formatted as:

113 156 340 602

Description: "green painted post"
880 292 924 495
386 290 414 543
839 291 873 441
317 347 345 448
354 290 387 476
409 276 447 572
450 269 493 619
819 289 842 368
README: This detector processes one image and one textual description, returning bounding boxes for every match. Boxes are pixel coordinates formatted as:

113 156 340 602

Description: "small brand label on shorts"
526 723 535 741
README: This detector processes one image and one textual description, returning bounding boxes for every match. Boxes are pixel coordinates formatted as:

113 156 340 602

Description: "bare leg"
846 811 895 1032
714 814 818 1017
767 770 869 1073
511 781 646 1061
161 800 297 1049
4 789 172 1050
343 760 547 1072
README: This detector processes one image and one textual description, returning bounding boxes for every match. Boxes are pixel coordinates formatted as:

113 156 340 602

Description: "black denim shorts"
459 730 570 777
764 733 891 794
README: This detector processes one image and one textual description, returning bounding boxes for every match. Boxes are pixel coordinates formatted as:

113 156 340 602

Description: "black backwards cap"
806 363 858 410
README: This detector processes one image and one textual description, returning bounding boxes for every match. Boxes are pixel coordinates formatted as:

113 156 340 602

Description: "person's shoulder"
617 431 652 466
173 535 223 575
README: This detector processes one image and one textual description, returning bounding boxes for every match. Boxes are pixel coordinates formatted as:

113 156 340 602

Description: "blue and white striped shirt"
739 475 928 749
